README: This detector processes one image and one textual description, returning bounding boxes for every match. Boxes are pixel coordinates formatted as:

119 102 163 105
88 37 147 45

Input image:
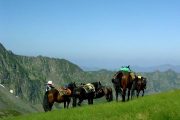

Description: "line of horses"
112 70 147 102
43 70 147 112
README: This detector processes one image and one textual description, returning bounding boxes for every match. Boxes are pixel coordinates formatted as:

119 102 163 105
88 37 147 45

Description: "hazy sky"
0 0 180 69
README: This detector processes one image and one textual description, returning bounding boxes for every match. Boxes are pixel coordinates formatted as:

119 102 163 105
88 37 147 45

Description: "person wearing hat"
45 81 55 92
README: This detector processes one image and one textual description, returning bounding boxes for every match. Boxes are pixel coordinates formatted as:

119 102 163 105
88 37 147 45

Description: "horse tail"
43 91 50 112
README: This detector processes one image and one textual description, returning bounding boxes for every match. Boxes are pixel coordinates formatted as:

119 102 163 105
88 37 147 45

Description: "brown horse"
112 71 135 102
132 76 147 98
43 88 72 112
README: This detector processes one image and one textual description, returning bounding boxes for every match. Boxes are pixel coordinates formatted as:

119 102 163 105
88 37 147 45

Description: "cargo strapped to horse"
83 83 95 93
138 76 142 79
120 67 131 72
130 72 136 80
57 87 71 96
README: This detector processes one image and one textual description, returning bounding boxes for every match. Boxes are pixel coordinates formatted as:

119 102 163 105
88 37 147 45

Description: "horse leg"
109 91 113 101
131 89 135 100
137 90 139 98
122 94 125 102
88 99 90 104
131 82 136 100
115 88 118 102
142 89 144 97
73 97 77 107
91 98 94 104
127 89 130 101
88 97 93 105
122 89 126 102
67 97 71 108
78 98 83 106
131 81 135 100
105 94 109 102
49 103 54 111
64 101 66 108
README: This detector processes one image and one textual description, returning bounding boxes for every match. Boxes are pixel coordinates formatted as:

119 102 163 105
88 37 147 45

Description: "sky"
0 0 180 69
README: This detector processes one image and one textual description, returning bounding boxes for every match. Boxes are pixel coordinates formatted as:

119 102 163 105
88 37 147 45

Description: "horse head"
67 82 76 91
112 71 123 84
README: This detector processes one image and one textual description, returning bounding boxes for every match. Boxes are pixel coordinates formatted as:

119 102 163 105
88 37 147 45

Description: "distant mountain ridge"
82 65 180 73
131 65 180 73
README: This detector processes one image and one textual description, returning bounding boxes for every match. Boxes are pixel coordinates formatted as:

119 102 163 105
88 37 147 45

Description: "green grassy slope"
0 86 39 119
3 89 180 120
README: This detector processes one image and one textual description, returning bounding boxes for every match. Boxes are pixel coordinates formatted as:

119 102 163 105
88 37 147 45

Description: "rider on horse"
45 81 55 92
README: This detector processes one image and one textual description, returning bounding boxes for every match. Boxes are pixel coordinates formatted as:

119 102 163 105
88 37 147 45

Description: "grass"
2 89 180 120
0 110 21 119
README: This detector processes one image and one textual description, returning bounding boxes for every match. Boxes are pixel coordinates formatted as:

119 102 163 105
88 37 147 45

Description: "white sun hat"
47 81 53 85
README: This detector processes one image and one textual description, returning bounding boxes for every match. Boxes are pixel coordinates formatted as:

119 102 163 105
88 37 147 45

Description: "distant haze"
1 0 180 69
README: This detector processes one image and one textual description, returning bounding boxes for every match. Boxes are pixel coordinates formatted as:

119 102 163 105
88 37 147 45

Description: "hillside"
0 43 86 104
0 85 39 119
2 89 180 120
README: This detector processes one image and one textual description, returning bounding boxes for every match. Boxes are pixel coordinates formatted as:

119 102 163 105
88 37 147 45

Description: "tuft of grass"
0 110 21 119
2 89 180 120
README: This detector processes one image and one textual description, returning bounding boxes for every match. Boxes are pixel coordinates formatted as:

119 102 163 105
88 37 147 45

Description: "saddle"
57 87 71 96
83 83 95 93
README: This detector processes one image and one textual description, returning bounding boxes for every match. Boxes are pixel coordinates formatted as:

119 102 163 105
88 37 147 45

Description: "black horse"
95 85 113 102
68 82 102 107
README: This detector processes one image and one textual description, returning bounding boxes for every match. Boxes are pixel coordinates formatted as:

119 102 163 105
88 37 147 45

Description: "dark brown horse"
95 86 113 102
43 88 72 112
112 71 135 102
70 82 102 107
132 76 147 98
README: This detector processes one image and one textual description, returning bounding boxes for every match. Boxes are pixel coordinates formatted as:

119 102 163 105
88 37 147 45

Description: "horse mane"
67 82 76 91
115 71 123 79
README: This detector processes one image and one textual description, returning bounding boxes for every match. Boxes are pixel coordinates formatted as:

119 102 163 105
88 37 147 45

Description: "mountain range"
0 42 180 116
82 65 180 73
